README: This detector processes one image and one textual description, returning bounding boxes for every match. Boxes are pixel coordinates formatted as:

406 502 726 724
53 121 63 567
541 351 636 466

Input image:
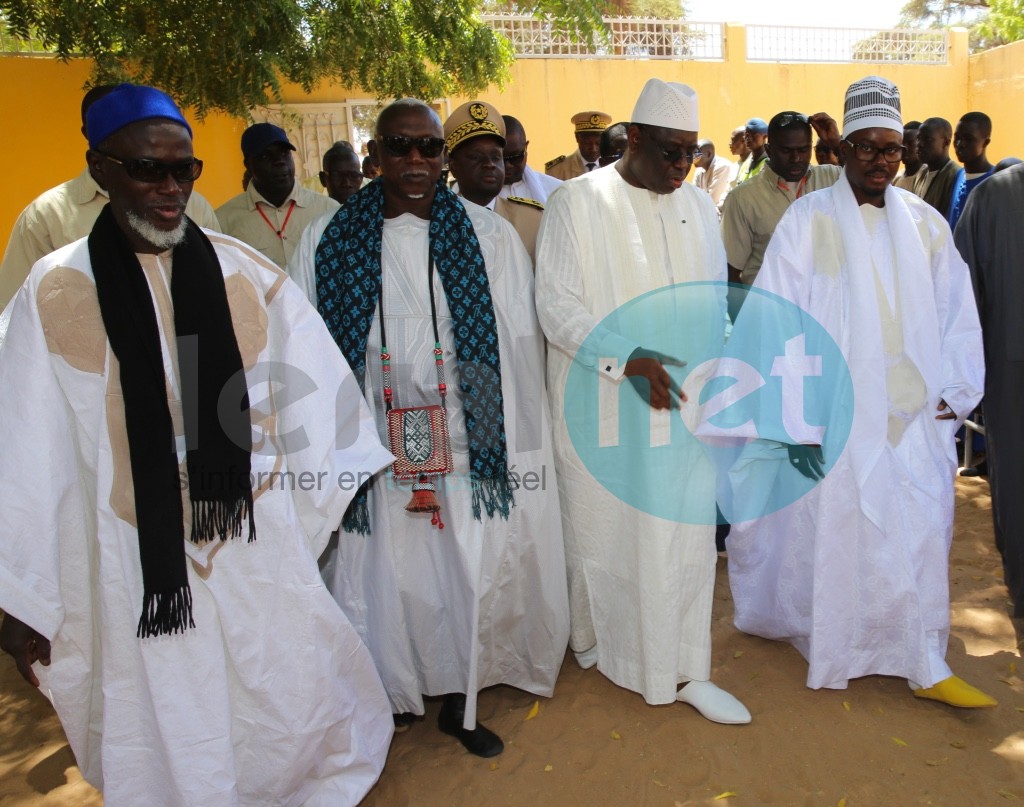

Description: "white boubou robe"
291 200 570 730
0 231 395 807
727 174 984 690
534 165 728 705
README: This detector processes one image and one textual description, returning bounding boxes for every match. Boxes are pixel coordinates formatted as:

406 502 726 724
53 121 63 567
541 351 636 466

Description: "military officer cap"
444 101 506 153
572 111 612 133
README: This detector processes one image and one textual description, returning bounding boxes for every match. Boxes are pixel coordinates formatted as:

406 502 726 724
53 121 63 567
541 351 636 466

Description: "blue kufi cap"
745 117 768 135
86 83 192 149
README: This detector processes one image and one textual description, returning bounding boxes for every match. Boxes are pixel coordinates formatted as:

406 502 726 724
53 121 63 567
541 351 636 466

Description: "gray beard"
125 210 188 251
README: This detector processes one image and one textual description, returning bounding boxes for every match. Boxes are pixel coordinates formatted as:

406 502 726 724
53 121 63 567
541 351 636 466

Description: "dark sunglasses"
94 150 203 183
503 151 527 165
379 135 446 158
772 111 809 128
652 142 703 164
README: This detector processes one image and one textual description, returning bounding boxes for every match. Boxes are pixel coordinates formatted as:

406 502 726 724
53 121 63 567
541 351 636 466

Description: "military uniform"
495 196 543 264
444 102 545 267
545 111 611 180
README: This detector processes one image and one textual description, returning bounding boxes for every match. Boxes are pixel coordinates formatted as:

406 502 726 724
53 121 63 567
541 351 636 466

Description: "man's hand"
623 348 687 410
0 613 51 688
808 113 841 149
935 398 957 420
787 443 825 481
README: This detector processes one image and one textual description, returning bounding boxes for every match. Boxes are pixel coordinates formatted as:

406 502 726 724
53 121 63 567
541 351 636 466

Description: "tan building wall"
967 38 1024 163
3 24 1021 264
2 56 248 257
469 25 972 173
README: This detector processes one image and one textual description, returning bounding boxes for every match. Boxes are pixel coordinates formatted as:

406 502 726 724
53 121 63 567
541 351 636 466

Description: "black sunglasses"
651 141 703 164
503 151 527 165
94 150 203 183
379 135 446 158
772 111 809 128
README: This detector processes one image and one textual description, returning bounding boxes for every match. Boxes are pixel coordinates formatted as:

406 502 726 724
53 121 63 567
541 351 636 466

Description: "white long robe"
290 200 569 729
727 174 984 690
534 165 727 705
0 232 396 807
498 164 562 204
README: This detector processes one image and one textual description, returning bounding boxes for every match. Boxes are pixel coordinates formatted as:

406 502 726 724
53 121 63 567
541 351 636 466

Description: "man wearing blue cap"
0 83 396 805
0 84 220 310
216 122 338 267
733 117 769 186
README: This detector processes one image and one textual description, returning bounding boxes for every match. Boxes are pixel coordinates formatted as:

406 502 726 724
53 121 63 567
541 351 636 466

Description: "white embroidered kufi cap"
631 78 698 131
842 76 902 138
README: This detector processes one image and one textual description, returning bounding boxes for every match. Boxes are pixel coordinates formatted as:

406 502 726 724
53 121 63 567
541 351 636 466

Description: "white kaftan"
534 165 727 705
498 164 562 204
727 174 984 689
0 232 396 807
290 200 570 729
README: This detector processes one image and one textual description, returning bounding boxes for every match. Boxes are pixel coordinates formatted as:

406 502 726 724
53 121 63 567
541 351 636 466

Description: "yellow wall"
4 23 1020 261
466 25 972 170
968 38 1024 163
1 56 247 253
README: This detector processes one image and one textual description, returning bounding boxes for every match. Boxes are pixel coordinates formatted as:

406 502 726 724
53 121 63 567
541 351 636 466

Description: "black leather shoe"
437 693 504 758
393 712 417 733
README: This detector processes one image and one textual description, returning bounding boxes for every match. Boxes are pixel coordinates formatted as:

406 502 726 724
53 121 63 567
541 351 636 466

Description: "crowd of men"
0 75 1019 805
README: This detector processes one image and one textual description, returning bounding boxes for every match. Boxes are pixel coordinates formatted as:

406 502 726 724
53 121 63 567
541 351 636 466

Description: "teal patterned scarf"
315 179 516 533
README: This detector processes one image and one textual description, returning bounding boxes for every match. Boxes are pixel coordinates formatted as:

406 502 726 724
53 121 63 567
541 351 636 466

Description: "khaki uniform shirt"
545 149 589 181
494 196 543 265
722 163 841 285
216 182 338 268
0 169 220 309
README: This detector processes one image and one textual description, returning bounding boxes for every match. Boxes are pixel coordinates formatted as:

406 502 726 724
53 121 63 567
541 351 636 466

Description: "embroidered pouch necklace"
379 257 454 529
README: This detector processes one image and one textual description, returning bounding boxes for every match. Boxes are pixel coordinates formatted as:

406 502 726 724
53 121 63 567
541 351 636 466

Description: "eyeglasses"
503 151 527 165
652 142 703 164
379 135 446 158
843 140 906 163
95 151 203 183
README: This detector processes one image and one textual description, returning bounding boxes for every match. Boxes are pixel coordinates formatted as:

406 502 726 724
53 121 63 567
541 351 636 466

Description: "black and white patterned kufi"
842 76 902 138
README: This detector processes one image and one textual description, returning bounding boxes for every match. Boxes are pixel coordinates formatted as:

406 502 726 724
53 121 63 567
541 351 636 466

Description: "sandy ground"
1 476 1022 807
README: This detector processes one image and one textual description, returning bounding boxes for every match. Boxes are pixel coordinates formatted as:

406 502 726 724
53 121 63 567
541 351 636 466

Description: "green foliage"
895 0 1024 51
622 0 685 18
898 0 990 28
978 0 1024 43
0 0 606 118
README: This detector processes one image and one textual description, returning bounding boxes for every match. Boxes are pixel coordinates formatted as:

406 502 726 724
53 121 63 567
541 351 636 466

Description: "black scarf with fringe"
89 206 254 638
